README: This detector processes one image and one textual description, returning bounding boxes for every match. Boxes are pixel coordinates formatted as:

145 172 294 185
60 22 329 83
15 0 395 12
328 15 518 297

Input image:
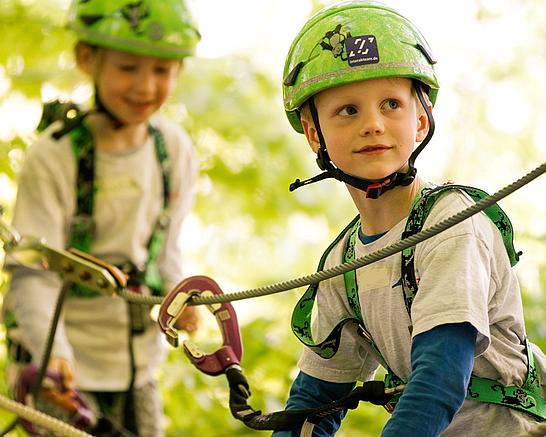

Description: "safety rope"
119 161 546 307
0 394 92 437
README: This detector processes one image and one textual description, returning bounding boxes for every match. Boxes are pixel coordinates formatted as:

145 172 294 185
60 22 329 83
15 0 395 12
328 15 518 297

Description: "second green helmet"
283 0 439 133
67 0 200 60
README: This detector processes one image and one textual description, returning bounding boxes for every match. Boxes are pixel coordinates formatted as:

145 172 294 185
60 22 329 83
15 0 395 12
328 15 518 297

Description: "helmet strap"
289 83 435 199
94 86 126 129
408 81 435 169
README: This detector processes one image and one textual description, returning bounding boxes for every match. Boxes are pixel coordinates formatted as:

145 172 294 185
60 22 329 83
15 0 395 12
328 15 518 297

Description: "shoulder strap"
291 216 361 359
142 125 171 295
67 124 171 297
66 124 98 297
68 123 95 253
342 218 405 411
401 183 521 315
290 215 405 411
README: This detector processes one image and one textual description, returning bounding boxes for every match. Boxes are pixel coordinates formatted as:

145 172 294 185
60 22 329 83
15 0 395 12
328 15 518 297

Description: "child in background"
2 0 200 435
275 1 546 436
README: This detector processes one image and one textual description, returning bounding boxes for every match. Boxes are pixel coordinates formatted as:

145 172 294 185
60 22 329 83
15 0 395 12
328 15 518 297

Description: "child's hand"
48 356 75 392
174 306 199 333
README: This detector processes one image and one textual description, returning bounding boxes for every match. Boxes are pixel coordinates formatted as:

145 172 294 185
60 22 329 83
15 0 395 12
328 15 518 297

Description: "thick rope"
119 161 546 306
0 394 92 437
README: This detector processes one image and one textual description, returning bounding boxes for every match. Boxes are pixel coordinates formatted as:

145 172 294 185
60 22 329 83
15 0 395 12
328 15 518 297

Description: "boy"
275 1 546 436
2 0 200 435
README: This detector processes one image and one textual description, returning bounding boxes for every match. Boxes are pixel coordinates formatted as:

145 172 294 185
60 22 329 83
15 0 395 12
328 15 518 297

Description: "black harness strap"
67 123 170 297
225 366 393 431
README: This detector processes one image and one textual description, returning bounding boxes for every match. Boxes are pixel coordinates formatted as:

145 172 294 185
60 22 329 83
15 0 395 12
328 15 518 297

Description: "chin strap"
289 167 415 199
290 81 435 199
48 86 127 140
94 86 126 129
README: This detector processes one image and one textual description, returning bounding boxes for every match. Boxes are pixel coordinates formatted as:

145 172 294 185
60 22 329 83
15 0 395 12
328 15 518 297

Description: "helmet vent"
416 43 437 65
284 61 304 87
80 14 103 27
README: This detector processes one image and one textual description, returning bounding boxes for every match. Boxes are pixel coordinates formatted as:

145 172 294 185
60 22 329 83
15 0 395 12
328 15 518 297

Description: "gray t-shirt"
298 189 546 435
3 115 197 390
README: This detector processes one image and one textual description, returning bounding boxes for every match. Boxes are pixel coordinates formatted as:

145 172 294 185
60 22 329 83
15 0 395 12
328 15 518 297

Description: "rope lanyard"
0 394 92 437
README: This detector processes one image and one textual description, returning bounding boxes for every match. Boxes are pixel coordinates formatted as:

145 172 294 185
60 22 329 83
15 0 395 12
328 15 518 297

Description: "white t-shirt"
298 189 546 435
3 115 197 390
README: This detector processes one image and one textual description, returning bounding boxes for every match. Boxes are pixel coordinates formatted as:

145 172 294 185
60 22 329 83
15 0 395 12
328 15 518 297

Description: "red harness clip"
158 276 243 376
365 178 391 199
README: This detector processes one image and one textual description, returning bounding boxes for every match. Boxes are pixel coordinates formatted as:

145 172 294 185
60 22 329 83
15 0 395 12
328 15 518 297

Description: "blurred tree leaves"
0 0 545 435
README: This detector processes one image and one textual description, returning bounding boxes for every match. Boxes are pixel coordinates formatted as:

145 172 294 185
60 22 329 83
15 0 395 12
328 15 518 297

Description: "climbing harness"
291 183 546 421
34 98 172 297
65 118 171 297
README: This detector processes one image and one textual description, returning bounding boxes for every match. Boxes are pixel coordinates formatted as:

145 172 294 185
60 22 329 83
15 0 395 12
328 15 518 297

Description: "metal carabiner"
158 276 243 376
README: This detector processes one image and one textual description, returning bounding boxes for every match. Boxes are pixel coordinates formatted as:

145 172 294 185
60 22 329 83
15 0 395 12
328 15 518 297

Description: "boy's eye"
154 66 170 74
338 105 358 116
382 99 400 110
118 64 137 72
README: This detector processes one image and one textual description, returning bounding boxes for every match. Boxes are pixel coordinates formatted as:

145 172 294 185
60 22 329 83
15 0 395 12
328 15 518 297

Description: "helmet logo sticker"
121 1 151 35
346 35 379 67
320 24 351 61
148 22 165 41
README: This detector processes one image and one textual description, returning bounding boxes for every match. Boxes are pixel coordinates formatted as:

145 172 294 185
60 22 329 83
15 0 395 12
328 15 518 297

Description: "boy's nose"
135 70 156 94
359 113 384 136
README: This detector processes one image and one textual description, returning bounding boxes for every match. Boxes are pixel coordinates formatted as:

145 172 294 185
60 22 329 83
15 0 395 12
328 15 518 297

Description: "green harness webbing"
291 184 546 421
67 122 170 298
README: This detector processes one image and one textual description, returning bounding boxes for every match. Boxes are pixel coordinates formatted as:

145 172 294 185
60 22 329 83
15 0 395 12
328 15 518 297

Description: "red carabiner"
158 276 243 376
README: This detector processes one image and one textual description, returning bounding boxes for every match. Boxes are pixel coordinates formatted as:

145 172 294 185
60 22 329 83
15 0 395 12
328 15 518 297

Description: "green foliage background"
0 0 545 436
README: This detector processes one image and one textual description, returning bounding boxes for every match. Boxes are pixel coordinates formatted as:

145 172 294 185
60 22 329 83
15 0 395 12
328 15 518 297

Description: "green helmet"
283 0 439 133
67 0 200 60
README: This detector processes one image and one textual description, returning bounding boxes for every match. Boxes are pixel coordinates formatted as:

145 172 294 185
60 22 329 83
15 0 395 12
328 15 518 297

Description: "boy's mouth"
126 99 155 111
356 144 392 153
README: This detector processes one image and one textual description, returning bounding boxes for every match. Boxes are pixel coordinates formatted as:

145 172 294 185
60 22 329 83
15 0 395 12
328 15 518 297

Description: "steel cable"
119 162 545 306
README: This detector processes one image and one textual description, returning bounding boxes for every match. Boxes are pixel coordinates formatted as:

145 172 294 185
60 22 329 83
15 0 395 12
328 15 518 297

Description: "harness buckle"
158 276 243 376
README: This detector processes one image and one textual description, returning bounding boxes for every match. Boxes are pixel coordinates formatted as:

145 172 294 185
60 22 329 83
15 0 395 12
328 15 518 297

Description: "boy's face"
80 47 181 126
302 77 429 182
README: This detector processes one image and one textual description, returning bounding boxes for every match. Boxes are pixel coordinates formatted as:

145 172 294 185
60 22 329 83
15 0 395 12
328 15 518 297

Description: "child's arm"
381 322 476 437
5 138 75 362
271 371 355 437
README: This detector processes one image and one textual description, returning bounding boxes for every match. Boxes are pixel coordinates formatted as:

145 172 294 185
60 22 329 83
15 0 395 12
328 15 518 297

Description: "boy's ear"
74 42 97 75
301 117 321 153
415 99 433 142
